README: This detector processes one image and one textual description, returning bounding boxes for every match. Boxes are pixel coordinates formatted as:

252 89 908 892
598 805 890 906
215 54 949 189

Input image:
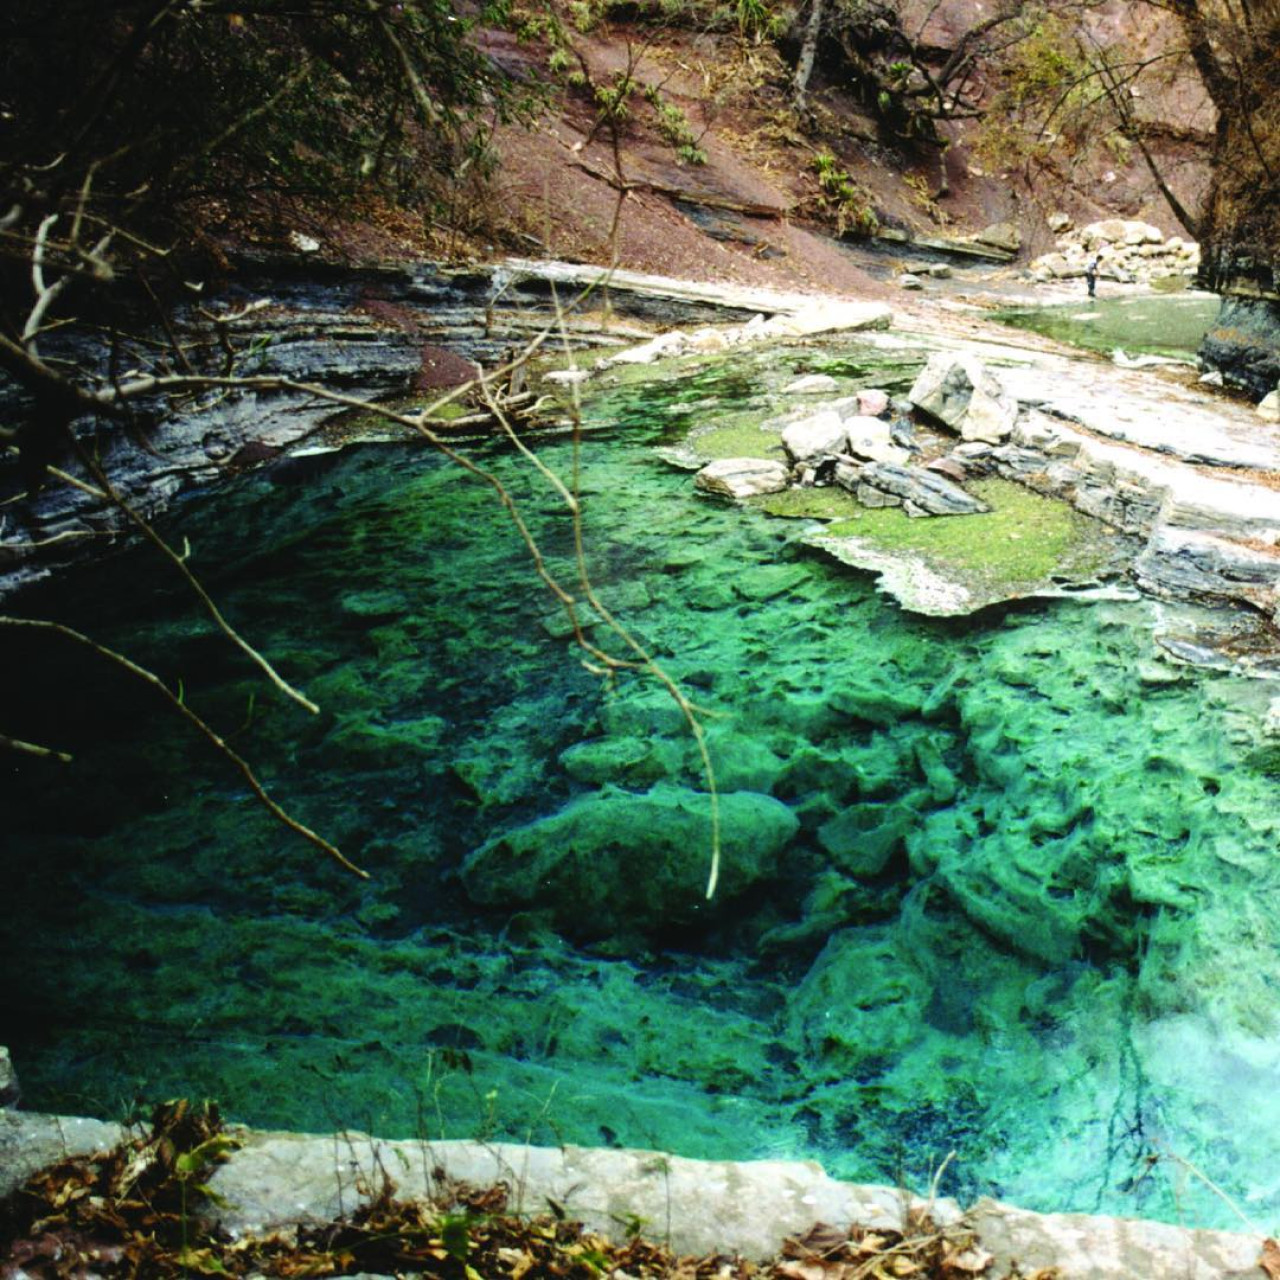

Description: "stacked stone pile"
1029 217 1201 285
694 386 991 518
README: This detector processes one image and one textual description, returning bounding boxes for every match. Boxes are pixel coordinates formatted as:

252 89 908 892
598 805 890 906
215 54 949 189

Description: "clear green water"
992 294 1221 360
2 343 1279 1229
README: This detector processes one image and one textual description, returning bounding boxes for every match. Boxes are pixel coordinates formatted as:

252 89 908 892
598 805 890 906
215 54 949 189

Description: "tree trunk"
1166 0 1236 111
792 0 825 113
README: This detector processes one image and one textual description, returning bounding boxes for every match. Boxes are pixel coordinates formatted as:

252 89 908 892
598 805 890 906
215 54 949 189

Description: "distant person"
1085 255 1099 298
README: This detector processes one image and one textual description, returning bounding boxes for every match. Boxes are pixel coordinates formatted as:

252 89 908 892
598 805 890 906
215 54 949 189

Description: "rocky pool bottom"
2 337 1280 1233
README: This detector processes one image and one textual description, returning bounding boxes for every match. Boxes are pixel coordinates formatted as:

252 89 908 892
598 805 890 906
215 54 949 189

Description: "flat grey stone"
858 462 990 516
0 1111 127 1198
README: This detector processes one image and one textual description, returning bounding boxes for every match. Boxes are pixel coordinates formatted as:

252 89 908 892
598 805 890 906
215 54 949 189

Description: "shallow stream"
3 333 1279 1230
992 292 1220 360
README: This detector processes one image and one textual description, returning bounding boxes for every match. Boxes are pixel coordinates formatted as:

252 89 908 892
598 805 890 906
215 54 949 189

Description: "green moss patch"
803 353 924 391
690 420 785 460
822 478 1111 595
753 487 864 520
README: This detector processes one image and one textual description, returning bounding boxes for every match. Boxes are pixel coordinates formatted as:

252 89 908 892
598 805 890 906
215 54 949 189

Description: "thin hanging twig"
0 614 368 879
61 430 321 715
483 289 724 899
0 731 73 764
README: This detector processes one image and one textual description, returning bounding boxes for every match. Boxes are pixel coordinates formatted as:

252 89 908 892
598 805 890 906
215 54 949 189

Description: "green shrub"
811 150 880 237
651 96 707 163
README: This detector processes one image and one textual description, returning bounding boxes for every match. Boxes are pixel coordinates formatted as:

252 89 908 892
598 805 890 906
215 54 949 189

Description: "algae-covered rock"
559 736 683 786
340 588 409 620
828 682 923 726
776 745 864 806
453 698 574 807
732 562 814 601
916 810 1130 965
325 713 448 769
789 927 931 1072
704 728 788 793
460 783 799 937
817 800 917 878
540 579 653 639
913 736 958 803
601 689 692 737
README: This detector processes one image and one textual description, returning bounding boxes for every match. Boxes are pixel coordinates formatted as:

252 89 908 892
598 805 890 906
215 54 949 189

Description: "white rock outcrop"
592 298 893 371
845 414 910 465
908 353 1018 444
782 409 850 462
763 300 893 337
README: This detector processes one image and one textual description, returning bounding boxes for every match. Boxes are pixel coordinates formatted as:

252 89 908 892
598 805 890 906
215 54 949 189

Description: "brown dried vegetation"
0 1103 1047 1280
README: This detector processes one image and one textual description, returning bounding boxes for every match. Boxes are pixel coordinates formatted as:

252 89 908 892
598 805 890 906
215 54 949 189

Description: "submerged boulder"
789 927 931 1074
460 783 799 938
817 800 918 878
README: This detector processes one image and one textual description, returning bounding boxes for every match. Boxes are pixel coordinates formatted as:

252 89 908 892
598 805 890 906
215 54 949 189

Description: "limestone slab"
0 1114 1272 1278
0 1111 126 1198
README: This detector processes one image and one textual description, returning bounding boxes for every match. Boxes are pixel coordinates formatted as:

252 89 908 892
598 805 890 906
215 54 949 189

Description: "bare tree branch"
60 428 322 715
0 615 368 879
